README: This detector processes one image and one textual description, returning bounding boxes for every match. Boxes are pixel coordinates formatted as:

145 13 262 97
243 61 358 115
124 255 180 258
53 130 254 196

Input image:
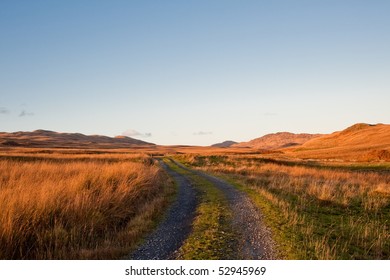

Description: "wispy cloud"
122 129 152 138
19 110 34 117
263 112 277 116
193 131 213 136
0 107 9 114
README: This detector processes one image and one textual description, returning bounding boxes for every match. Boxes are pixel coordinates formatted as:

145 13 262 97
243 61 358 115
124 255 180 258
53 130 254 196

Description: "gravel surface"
172 160 276 260
128 160 198 260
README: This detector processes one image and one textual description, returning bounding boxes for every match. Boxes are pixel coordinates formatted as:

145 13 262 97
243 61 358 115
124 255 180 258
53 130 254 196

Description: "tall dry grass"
0 155 168 259
179 155 390 259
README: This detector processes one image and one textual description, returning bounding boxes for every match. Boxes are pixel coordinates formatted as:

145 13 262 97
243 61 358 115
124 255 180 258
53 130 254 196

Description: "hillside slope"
234 132 322 150
288 123 390 161
0 130 154 148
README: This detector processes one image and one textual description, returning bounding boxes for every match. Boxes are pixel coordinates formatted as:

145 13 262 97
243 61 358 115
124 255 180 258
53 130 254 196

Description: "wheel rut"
128 159 198 259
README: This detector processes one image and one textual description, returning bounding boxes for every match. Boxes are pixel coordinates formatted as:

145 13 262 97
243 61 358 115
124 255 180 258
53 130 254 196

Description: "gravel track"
129 159 275 260
128 160 198 260
170 160 276 260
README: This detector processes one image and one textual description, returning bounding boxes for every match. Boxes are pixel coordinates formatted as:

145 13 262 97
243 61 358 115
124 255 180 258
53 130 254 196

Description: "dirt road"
170 160 275 259
128 159 275 259
128 160 198 259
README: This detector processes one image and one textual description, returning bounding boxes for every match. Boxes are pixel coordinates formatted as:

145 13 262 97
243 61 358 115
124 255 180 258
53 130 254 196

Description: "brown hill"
211 140 238 148
0 130 154 148
288 123 390 161
234 132 322 150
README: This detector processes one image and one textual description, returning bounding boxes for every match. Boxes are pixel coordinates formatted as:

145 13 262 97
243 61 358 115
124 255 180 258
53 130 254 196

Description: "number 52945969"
218 266 266 276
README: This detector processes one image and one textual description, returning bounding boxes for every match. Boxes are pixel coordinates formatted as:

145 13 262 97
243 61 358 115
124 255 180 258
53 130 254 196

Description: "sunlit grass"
0 153 173 259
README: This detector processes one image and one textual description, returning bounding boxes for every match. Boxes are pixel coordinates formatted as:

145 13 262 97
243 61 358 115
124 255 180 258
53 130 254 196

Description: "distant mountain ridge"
234 132 322 150
211 140 237 148
0 130 154 148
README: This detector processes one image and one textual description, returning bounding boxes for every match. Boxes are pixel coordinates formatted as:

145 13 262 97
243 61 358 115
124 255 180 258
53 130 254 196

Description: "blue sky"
1 0 389 145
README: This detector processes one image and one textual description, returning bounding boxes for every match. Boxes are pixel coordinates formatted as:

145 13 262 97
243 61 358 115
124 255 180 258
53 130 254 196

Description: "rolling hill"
287 123 390 161
233 132 322 150
0 130 154 148
211 140 238 148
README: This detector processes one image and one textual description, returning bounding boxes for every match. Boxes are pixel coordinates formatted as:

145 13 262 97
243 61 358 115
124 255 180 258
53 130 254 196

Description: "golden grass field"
1 126 389 260
0 150 173 259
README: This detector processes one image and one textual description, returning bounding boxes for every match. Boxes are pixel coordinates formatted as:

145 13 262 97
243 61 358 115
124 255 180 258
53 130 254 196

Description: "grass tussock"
0 154 172 259
177 154 390 259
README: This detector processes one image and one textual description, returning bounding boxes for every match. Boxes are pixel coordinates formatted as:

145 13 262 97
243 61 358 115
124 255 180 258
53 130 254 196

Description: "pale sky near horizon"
1 0 389 145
